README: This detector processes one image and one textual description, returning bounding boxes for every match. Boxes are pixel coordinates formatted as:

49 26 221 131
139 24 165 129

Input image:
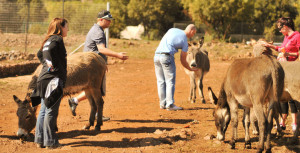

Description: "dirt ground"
0 58 299 153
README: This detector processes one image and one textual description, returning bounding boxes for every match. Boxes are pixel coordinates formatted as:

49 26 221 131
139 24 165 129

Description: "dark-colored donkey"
184 37 210 103
13 52 106 139
208 54 284 153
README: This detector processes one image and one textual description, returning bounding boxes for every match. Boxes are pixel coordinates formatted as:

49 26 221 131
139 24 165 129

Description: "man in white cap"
68 10 129 120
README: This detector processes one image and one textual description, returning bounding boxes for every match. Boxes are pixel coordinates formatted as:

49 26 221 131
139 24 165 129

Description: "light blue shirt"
155 28 188 55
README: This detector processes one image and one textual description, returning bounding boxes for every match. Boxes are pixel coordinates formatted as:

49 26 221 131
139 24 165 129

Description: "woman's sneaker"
167 104 183 111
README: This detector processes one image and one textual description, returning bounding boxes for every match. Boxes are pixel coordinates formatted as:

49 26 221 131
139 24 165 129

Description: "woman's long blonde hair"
40 18 68 50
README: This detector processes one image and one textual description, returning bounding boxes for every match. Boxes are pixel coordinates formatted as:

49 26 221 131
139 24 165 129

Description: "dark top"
37 35 67 83
83 23 107 62
37 35 67 97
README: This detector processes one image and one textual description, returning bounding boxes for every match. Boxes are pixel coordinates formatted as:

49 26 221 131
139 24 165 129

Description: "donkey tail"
269 56 284 116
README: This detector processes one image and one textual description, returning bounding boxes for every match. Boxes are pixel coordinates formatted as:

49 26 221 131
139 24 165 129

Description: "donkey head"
208 87 230 141
252 39 273 57
13 95 37 140
187 37 208 68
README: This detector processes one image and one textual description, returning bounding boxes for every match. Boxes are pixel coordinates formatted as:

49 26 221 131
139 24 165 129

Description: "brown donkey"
253 40 300 143
184 37 210 103
13 52 106 139
208 55 284 153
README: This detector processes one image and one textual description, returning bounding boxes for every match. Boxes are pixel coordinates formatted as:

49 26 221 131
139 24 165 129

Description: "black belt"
156 52 170 55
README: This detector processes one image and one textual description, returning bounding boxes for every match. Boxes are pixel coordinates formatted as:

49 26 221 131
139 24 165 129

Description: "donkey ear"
13 95 22 105
208 87 218 105
198 37 204 48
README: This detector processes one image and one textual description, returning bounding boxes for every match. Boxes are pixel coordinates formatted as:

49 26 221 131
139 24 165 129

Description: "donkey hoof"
229 141 235 149
95 126 101 131
289 137 298 145
276 131 284 138
265 148 271 153
201 99 206 104
244 141 251 149
83 125 91 130
256 148 264 153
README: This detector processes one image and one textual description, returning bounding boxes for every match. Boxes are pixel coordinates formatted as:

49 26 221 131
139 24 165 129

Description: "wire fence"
1 1 285 49
0 1 107 52
173 22 284 42
0 2 106 34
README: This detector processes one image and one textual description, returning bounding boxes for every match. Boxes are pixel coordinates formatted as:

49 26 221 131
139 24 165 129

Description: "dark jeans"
34 98 61 146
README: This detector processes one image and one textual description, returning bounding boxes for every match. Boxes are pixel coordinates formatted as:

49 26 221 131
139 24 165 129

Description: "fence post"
25 1 30 52
106 2 110 48
62 0 65 18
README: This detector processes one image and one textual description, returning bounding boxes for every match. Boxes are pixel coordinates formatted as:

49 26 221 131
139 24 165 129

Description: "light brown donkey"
208 55 284 153
13 52 106 139
253 40 300 143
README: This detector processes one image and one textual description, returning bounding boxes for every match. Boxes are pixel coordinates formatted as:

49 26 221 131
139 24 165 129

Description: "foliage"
294 1 300 31
109 0 130 38
44 1 106 34
2 0 300 42
17 0 48 22
252 0 297 39
127 0 186 40
182 0 298 41
0 0 20 32
183 0 256 40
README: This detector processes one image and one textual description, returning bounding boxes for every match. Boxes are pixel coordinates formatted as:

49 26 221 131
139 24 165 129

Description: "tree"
252 0 297 40
0 0 20 33
17 0 48 22
182 0 297 40
109 0 130 38
127 0 185 39
182 0 255 40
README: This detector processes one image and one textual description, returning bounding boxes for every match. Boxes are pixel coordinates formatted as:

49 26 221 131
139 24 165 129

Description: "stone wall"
0 51 39 78
0 61 40 78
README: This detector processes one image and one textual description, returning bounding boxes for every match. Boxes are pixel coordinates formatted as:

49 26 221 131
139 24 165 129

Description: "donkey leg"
244 107 251 149
95 96 104 131
253 104 266 153
250 108 259 135
273 106 283 137
228 101 239 149
189 76 196 103
265 104 275 153
83 91 97 130
197 73 205 104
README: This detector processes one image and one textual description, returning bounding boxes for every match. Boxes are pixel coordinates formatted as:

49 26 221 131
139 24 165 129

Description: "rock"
204 135 211 140
154 129 164 135
214 140 222 144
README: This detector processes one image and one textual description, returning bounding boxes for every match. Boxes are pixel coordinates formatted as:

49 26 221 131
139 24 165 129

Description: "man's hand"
117 52 129 60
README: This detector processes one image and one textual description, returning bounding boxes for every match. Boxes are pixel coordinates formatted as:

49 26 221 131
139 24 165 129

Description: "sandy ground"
0 58 299 153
